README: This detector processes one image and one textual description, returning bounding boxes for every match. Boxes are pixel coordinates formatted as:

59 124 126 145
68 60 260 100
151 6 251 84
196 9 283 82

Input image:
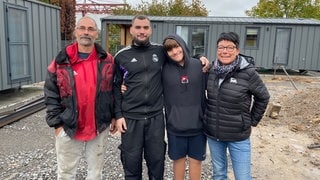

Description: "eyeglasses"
217 46 237 52
76 26 97 32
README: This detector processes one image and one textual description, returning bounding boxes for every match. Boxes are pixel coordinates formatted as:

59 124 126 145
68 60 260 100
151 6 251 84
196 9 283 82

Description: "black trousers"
119 113 166 180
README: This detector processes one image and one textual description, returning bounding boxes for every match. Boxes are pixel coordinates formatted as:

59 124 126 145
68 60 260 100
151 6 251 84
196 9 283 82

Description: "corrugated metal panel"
0 1 6 90
0 0 60 91
101 15 320 25
101 15 320 71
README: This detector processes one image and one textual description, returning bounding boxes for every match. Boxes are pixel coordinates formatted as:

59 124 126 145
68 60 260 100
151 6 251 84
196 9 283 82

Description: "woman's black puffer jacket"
204 55 270 142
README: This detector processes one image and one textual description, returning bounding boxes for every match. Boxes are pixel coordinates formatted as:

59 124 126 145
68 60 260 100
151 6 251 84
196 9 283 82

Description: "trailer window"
176 25 208 56
245 28 260 48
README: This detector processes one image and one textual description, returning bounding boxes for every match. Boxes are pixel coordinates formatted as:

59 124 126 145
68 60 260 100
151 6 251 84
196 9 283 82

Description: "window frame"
244 27 260 49
175 25 209 56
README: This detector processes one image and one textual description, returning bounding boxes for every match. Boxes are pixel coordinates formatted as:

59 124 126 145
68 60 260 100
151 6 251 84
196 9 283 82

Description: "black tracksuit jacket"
113 41 167 120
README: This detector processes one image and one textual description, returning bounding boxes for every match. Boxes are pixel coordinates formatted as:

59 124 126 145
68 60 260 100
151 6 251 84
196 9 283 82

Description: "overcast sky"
77 0 260 28
78 0 259 17
118 0 260 17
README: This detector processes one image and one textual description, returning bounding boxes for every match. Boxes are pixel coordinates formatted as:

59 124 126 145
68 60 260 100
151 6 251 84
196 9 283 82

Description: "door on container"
5 4 30 83
273 28 291 65
176 25 209 56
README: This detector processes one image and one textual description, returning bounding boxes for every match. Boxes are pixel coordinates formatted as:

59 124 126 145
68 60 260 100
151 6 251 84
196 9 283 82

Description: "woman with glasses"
204 32 270 180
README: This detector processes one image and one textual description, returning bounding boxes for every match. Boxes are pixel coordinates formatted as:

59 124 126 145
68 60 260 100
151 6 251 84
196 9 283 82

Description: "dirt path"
249 74 320 179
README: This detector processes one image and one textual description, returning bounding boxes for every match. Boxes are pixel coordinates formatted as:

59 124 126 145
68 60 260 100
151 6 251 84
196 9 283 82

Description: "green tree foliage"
38 0 76 40
246 0 320 19
190 0 209 16
108 25 121 55
112 0 208 16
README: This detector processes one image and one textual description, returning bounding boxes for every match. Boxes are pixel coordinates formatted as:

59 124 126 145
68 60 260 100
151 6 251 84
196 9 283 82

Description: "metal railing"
0 97 45 128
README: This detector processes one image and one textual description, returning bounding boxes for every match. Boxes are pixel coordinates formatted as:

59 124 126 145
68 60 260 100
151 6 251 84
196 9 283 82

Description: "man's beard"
133 37 149 46
79 36 94 46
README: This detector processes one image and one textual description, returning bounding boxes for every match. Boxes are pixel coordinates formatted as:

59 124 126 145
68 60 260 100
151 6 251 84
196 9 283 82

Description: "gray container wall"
101 16 320 71
154 22 320 71
289 25 320 70
239 24 320 70
0 0 60 91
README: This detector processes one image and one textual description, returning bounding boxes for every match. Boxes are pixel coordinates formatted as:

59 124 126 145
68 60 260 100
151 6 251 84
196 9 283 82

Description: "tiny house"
101 15 320 71
0 0 60 91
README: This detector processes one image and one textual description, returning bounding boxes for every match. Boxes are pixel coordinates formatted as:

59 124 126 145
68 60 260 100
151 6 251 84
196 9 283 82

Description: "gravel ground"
1 71 320 179
0 84 213 179
0 109 213 179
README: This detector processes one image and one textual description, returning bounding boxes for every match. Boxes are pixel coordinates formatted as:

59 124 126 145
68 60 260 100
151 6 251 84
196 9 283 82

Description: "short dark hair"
217 32 240 48
132 15 150 24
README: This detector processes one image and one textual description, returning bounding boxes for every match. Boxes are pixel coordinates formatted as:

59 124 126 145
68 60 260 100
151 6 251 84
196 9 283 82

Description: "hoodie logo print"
152 54 159 62
131 58 138 62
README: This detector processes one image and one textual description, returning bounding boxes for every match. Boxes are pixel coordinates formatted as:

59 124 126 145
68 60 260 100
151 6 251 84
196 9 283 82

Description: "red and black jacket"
44 42 114 138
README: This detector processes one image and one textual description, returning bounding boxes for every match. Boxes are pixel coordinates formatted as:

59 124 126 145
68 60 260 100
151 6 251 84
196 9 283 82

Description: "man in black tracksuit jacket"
113 15 167 180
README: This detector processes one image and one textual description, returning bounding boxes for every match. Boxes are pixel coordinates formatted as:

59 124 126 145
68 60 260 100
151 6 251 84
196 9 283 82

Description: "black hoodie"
162 34 206 136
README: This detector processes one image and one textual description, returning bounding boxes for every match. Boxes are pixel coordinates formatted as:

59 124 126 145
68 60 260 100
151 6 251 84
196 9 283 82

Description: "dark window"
245 27 260 49
176 25 209 56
